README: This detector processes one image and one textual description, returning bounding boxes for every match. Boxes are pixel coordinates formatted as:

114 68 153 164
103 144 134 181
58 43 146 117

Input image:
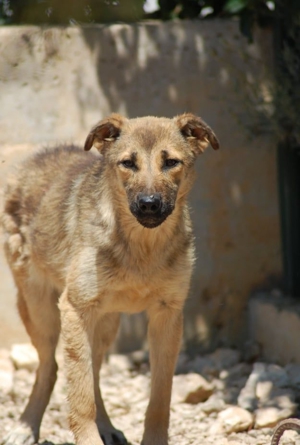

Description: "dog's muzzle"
130 193 173 228
138 193 161 215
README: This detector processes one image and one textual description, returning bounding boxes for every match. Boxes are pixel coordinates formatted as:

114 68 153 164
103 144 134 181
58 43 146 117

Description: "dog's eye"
121 160 135 169
164 159 180 168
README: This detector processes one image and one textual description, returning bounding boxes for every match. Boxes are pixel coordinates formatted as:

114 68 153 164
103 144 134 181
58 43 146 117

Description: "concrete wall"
0 21 282 351
248 293 300 364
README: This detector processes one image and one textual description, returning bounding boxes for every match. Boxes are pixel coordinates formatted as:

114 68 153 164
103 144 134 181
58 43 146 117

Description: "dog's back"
2 145 99 287
3 145 96 228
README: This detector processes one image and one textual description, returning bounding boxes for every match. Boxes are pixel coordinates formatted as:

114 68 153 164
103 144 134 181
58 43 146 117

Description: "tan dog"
1 113 219 445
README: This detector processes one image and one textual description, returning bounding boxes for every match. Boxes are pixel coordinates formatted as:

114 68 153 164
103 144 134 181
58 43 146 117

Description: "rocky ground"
1 345 300 445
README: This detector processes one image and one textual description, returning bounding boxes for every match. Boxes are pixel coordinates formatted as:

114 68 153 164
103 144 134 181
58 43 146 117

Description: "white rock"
256 380 273 404
0 349 11 362
128 350 149 368
172 373 214 404
266 364 289 388
257 384 296 412
10 343 39 372
255 406 296 428
108 354 131 372
221 363 252 382
238 362 266 411
201 394 226 414
208 348 241 371
0 369 13 393
285 363 300 389
209 420 225 435
227 441 244 445
218 406 253 433
0 351 13 372
0 350 14 393
271 388 296 411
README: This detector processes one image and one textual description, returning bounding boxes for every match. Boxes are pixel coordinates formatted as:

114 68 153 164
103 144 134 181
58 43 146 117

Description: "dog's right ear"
84 114 126 152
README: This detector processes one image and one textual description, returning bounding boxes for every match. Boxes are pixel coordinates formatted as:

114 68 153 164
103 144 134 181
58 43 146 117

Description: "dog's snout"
132 192 172 228
138 193 162 215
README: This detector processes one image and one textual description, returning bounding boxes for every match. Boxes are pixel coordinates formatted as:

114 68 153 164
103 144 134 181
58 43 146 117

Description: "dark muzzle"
137 193 162 215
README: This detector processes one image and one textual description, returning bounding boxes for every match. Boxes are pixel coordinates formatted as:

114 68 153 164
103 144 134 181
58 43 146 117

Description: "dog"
1 113 219 445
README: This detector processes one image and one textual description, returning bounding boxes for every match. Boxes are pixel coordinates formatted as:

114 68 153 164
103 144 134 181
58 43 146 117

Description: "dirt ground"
1 345 300 445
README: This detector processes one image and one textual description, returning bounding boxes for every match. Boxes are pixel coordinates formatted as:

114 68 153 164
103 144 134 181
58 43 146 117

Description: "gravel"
1 346 300 445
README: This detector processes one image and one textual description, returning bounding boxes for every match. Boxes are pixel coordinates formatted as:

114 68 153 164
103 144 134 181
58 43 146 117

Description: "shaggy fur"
1 113 219 445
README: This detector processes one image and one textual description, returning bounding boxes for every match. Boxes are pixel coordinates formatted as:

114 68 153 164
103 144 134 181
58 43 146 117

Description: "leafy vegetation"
274 0 300 148
0 0 275 33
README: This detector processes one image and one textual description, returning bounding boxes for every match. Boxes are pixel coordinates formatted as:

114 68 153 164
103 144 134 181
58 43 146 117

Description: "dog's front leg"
59 289 103 445
142 307 183 445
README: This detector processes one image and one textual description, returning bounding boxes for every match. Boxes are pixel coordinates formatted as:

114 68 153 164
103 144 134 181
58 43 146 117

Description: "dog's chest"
99 266 165 313
67 241 191 313
105 285 153 313
76 260 177 313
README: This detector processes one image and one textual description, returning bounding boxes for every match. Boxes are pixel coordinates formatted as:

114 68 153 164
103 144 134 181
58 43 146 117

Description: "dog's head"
84 114 219 229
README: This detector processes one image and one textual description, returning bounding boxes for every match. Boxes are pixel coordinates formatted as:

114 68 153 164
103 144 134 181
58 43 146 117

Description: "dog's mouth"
135 215 168 229
129 202 174 229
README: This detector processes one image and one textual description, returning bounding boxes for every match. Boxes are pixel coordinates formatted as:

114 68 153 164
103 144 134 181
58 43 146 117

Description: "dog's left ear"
175 113 220 155
84 114 127 152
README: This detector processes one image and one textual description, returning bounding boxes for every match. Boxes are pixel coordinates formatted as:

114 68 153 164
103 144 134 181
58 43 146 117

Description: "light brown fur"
1 114 219 445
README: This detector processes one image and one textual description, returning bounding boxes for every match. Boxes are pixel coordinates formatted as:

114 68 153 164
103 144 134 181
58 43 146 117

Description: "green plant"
224 0 274 41
0 0 276 26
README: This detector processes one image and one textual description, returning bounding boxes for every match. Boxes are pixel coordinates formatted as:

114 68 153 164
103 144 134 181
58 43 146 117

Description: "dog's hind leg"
2 278 60 445
93 313 127 445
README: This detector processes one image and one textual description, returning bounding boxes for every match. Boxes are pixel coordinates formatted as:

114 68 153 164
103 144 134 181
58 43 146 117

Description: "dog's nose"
138 194 162 215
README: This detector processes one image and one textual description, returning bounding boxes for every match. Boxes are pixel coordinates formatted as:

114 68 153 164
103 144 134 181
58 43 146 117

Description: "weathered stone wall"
0 21 281 351
248 293 300 364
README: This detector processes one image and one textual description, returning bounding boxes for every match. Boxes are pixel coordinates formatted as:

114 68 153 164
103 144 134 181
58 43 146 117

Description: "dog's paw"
100 428 127 445
1 424 37 445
